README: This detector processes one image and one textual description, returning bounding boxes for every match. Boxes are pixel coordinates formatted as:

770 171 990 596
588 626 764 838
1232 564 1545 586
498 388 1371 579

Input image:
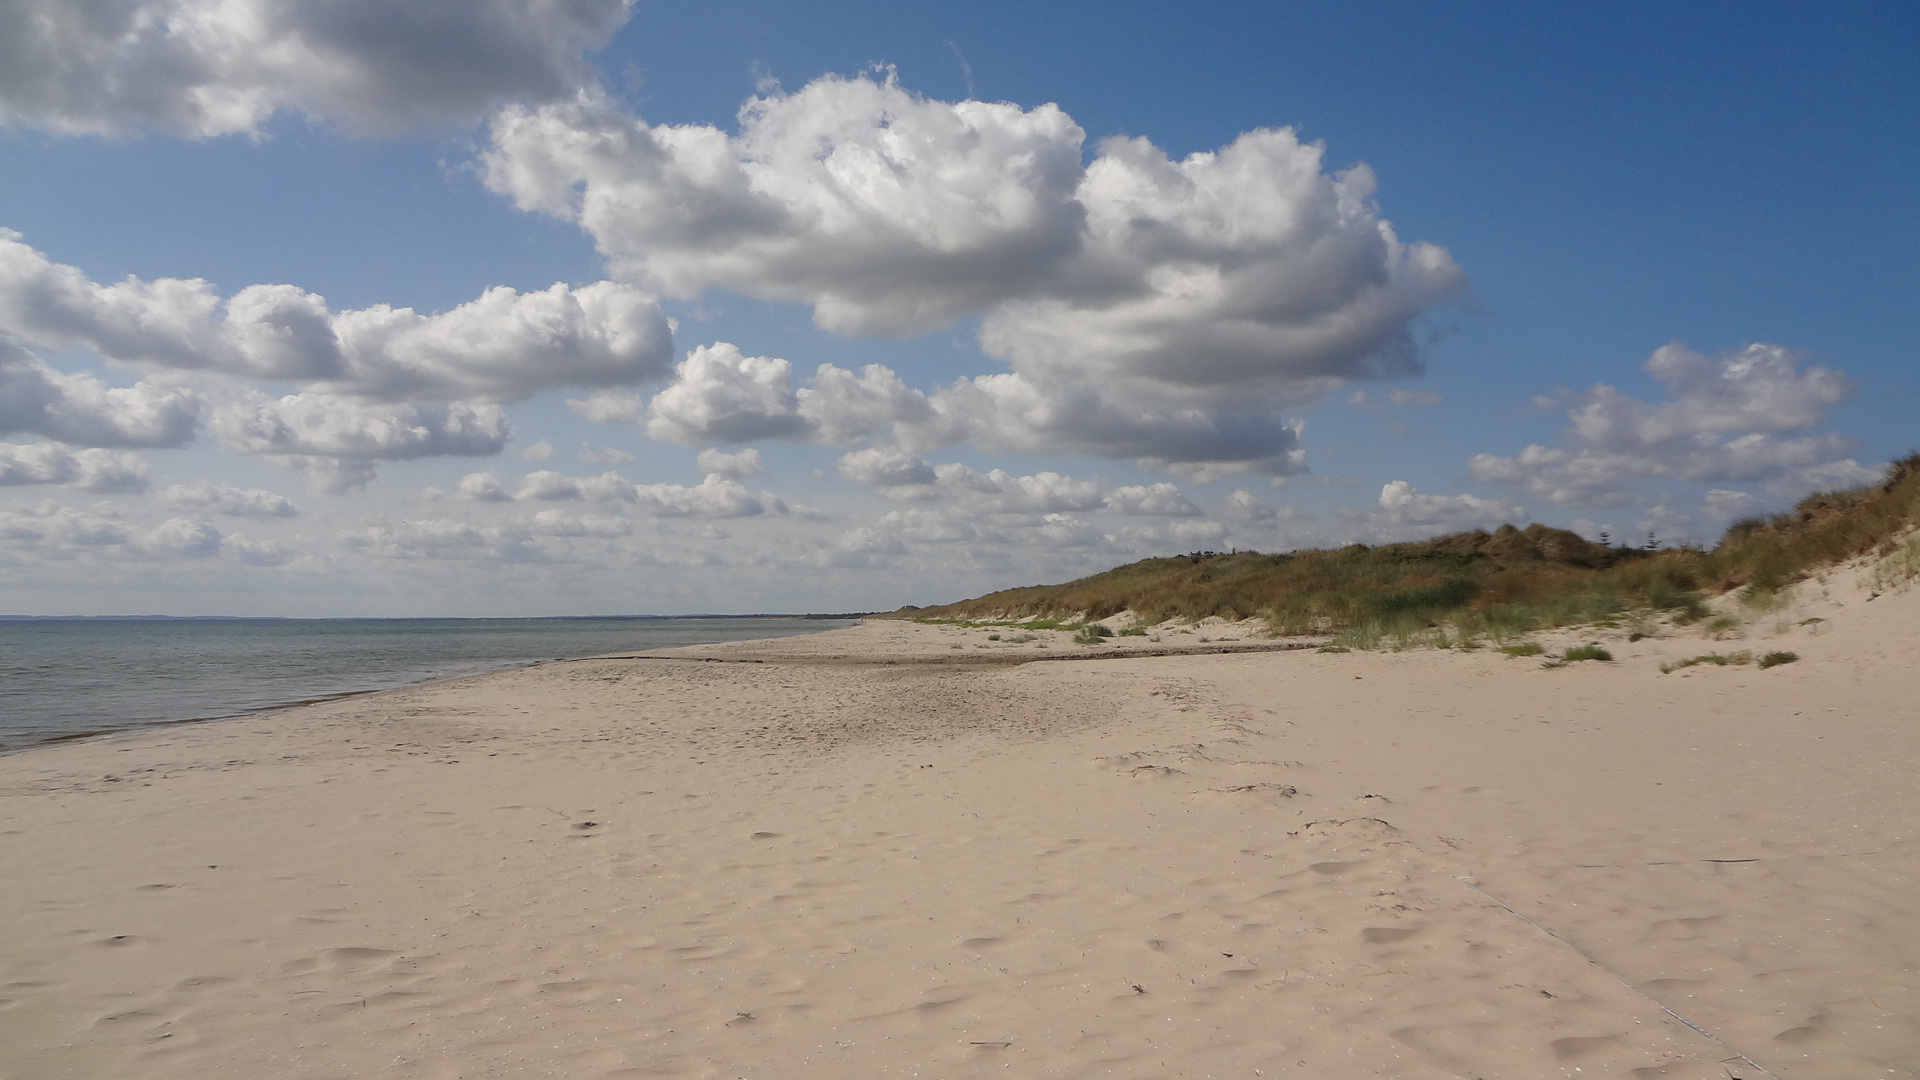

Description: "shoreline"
0 615 866 756
2 580 1916 1078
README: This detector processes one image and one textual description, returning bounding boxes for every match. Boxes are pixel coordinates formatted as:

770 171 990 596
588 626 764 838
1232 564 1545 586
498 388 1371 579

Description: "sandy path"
1 584 1914 1079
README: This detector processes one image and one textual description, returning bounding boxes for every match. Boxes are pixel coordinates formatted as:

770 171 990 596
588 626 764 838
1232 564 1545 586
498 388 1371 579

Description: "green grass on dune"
893 452 1920 645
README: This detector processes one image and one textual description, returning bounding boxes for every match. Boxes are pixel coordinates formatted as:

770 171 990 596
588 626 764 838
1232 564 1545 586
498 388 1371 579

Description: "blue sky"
1 0 1913 615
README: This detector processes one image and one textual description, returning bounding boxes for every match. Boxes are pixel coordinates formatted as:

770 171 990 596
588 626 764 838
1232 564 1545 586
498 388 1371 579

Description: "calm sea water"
0 616 857 751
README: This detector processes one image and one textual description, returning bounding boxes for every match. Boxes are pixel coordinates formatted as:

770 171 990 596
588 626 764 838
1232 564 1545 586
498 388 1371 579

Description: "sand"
2 568 1916 1079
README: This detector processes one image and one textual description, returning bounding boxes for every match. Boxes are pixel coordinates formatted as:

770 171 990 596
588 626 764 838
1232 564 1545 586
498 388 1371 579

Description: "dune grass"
897 453 1920 646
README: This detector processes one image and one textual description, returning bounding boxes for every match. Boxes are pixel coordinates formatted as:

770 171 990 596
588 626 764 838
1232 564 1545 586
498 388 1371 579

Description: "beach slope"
2 573 1916 1078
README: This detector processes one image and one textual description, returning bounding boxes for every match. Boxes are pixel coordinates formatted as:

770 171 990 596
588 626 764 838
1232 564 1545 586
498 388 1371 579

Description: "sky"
0 1 1914 616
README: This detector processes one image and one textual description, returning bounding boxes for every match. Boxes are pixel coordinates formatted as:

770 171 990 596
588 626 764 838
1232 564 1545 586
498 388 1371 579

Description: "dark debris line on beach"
571 640 1327 667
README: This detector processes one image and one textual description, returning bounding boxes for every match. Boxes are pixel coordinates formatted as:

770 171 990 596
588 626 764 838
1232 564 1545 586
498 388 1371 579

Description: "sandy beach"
3 569 1916 1079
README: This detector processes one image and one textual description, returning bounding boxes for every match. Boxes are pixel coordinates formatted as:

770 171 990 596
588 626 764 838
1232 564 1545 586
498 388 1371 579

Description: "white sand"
2 568 1915 1079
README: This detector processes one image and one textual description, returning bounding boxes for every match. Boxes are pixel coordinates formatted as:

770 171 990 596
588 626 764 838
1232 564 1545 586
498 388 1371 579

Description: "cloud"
0 0 633 138
837 446 938 489
614 340 1311 480
514 469 592 501
1102 483 1202 517
1375 480 1523 528
1220 488 1278 524
1335 481 1525 544
160 480 297 517
798 363 935 445
567 389 647 425
838 449 1207 520
524 508 631 538
0 234 676 403
0 501 130 548
485 72 1463 474
696 447 763 479
577 443 634 464
585 341 934 450
345 518 546 562
0 442 151 492
1350 388 1443 409
1469 342 1870 507
221 532 297 566
838 451 1104 514
455 471 513 502
511 469 784 518
486 73 1089 337
271 455 378 496
215 392 512 459
819 526 907 569
917 372 1310 478
643 343 811 445
213 392 512 491
518 440 556 462
0 339 203 448
628 475 785 519
144 515 223 558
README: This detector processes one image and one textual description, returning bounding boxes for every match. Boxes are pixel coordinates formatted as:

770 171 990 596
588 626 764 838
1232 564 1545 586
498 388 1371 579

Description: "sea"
0 615 860 752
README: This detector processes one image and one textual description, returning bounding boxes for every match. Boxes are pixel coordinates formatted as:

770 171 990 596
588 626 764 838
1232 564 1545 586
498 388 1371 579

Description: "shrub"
1563 645 1613 662
1757 651 1799 669
1072 624 1114 645
893 452 1920 644
1659 651 1753 674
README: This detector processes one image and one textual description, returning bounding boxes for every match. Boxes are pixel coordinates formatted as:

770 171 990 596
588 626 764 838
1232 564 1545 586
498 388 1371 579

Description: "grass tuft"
1498 642 1544 657
1072 624 1114 645
1562 645 1613 662
1660 651 1753 674
1757 650 1800 669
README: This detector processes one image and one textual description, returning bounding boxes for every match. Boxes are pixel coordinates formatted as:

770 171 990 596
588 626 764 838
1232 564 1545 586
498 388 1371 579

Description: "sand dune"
2 569 1915 1078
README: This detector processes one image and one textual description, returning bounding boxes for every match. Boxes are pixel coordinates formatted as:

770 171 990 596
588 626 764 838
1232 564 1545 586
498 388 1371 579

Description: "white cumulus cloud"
696 447 763 479
0 442 152 492
1102 483 1201 517
0 233 675 403
213 392 512 492
511 469 784 518
160 480 297 517
485 72 1463 475
0 0 633 138
643 343 810 445
1469 342 1871 507
0 339 202 448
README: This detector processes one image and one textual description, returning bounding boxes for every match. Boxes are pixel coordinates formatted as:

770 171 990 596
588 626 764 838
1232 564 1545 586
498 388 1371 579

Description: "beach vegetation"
1757 650 1800 669
1073 624 1115 645
895 454 1920 648
1660 651 1753 674
1498 642 1544 657
1562 645 1613 662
